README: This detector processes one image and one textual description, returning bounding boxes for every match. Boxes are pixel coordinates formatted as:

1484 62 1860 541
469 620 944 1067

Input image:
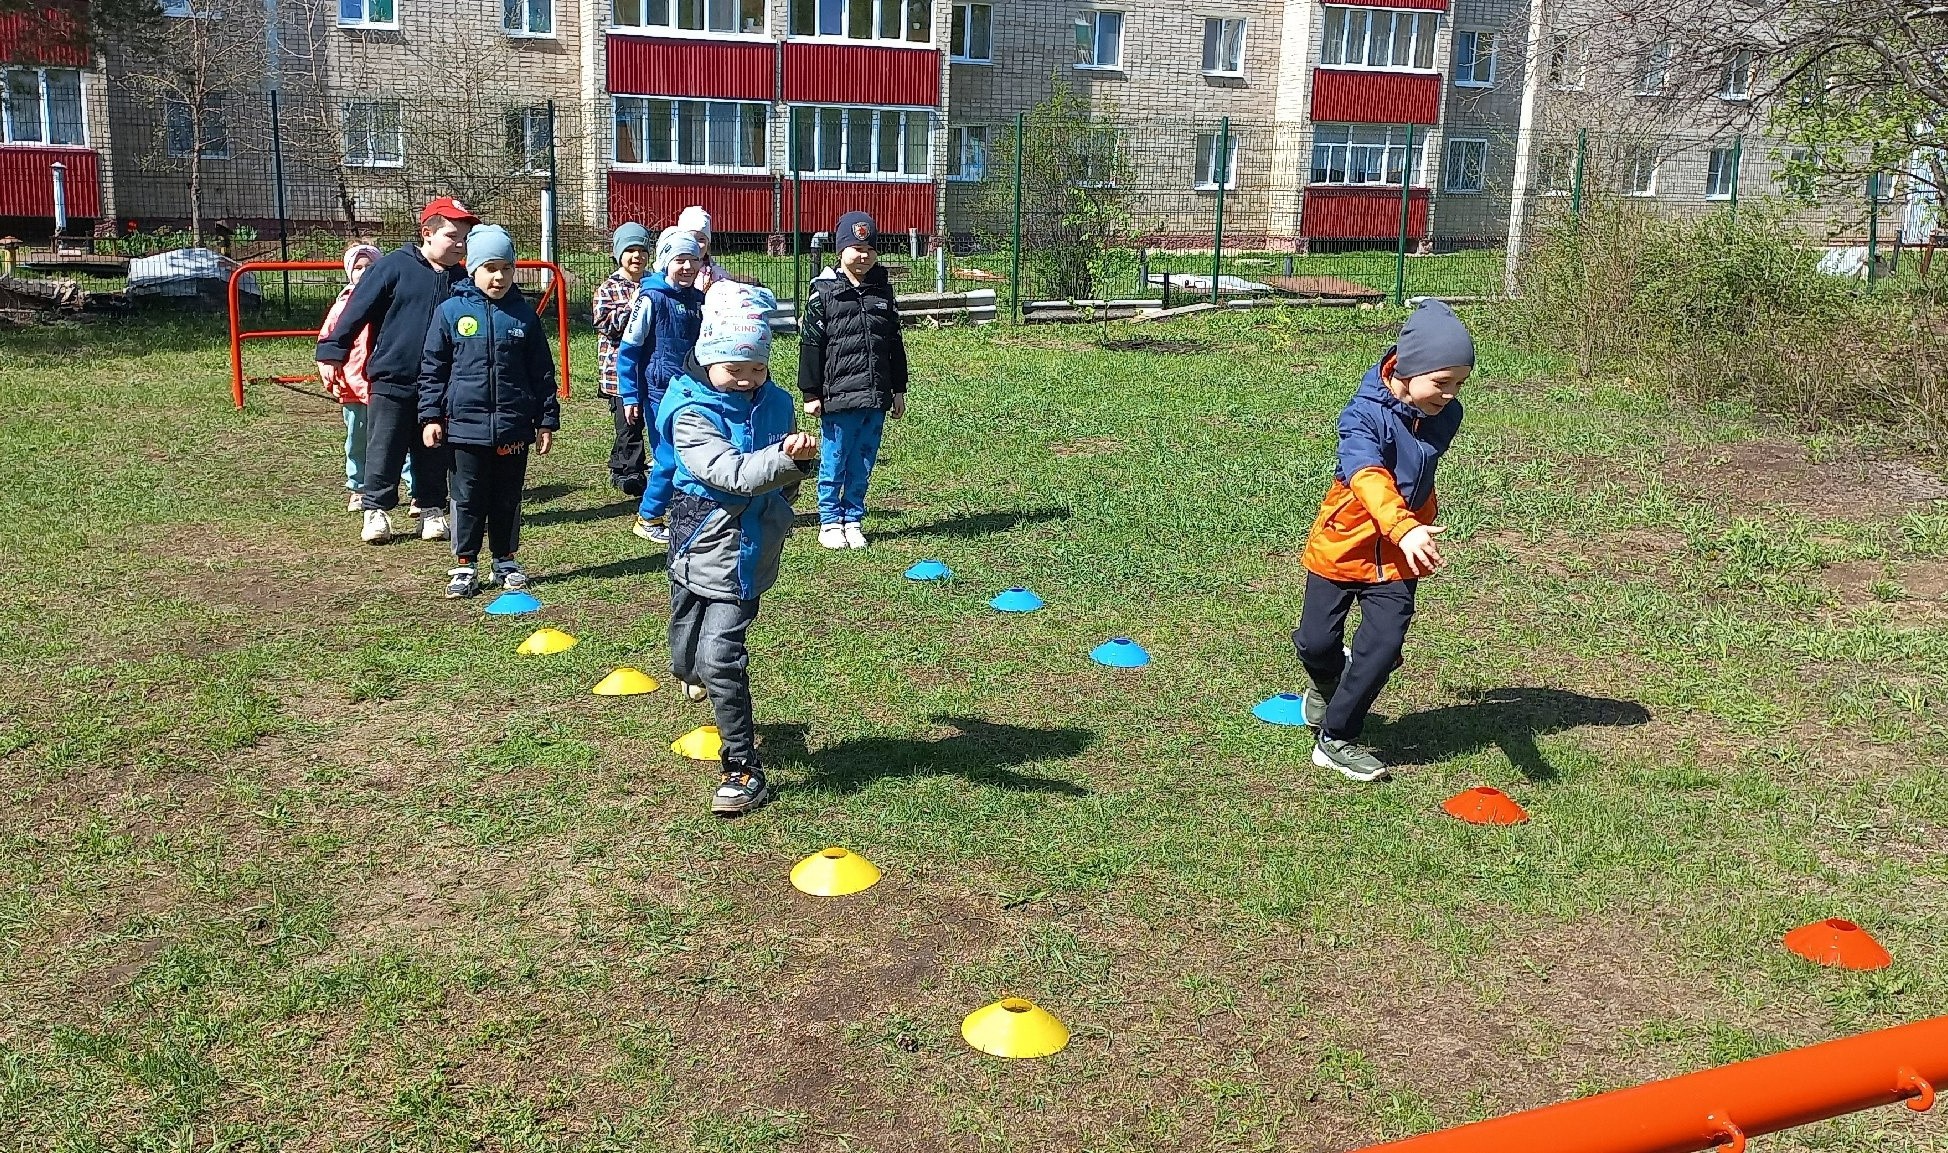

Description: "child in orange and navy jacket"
1294 299 1474 784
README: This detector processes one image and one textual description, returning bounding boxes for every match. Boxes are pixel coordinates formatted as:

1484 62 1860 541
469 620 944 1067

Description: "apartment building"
0 4 110 238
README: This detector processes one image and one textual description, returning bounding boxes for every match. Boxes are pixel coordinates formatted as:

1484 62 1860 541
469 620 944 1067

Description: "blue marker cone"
990 587 1044 613
1252 693 1310 726
906 559 953 581
484 591 543 616
1090 637 1151 668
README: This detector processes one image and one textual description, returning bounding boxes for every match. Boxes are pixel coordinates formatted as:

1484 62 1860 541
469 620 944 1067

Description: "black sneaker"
712 762 771 817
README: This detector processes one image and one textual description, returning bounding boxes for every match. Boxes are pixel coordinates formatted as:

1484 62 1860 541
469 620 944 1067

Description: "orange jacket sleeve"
1347 466 1423 544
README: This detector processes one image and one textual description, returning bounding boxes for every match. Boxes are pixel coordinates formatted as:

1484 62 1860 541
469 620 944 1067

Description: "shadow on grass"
1369 688 1651 782
526 498 635 528
547 551 664 584
760 715 1092 796
524 482 583 505
868 505 1073 542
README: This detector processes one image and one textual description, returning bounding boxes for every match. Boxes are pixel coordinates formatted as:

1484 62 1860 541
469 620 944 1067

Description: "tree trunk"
189 152 204 246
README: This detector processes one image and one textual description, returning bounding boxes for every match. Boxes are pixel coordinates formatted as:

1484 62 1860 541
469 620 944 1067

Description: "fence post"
1009 111 1024 323
1868 172 1882 286
269 89 291 315
790 107 803 315
1571 129 1586 219
1211 116 1230 306
541 100 559 295
1393 122 1415 306
1728 133 1743 222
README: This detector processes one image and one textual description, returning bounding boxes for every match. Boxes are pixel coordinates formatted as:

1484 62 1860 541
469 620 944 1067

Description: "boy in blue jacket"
616 228 706 544
660 282 818 816
418 225 562 599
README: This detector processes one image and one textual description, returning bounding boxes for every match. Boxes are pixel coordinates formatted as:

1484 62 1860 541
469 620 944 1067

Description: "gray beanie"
1393 300 1476 379
464 224 516 274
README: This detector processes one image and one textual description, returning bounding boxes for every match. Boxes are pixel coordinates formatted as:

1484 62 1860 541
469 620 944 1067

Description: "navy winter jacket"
317 245 466 399
416 280 560 448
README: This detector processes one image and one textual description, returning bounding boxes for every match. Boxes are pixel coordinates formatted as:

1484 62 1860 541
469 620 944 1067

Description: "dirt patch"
1098 336 1212 355
1821 559 1948 624
1679 439 1948 518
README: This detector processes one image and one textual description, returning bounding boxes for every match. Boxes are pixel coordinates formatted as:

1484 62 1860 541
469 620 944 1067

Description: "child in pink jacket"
318 243 414 512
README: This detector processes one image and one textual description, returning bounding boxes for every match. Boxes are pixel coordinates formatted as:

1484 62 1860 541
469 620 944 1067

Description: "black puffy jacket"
796 264 908 413
416 280 560 448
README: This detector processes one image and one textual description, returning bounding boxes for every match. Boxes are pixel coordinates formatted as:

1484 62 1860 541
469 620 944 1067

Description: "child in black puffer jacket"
797 210 908 550
418 224 561 599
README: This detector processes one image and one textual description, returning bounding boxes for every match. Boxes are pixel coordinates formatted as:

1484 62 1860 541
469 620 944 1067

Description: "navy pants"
361 390 448 513
1293 572 1417 741
607 395 646 498
450 443 528 565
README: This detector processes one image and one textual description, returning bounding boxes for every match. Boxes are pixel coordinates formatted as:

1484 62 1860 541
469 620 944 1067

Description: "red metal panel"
0 146 100 217
1301 186 1429 240
1310 69 1443 126
608 171 776 232
607 36 775 100
1332 0 1444 9
782 42 939 106
787 180 935 235
0 4 89 67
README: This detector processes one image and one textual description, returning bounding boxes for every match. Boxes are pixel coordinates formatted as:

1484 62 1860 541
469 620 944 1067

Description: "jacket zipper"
485 300 498 446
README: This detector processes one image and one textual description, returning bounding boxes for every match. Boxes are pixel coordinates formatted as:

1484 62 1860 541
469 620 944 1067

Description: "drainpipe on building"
51 162 69 237
1502 0 1552 296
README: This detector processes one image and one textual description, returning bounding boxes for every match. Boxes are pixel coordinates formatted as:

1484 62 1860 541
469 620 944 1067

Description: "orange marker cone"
1784 918 1892 970
1441 786 1528 825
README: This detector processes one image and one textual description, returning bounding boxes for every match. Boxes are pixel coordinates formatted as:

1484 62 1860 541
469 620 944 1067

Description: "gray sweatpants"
669 583 762 766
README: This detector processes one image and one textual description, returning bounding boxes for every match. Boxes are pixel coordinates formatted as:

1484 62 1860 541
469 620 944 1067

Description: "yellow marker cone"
961 998 1069 1059
592 667 659 696
790 847 881 896
516 627 578 655
671 725 723 761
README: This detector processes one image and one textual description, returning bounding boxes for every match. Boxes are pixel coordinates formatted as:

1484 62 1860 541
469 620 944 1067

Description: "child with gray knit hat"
1291 299 1475 782
594 221 651 498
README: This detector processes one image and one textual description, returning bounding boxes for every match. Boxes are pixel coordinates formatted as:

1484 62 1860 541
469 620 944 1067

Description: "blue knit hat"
611 222 650 263
836 210 879 252
464 224 516 274
1393 299 1476 378
695 282 777 366
655 226 703 273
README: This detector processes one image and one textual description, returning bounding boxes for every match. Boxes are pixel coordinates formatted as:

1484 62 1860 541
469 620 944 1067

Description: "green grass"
1 307 1945 1152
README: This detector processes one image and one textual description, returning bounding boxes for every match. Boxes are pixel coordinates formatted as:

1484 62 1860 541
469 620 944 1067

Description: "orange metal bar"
226 258 573 410
1355 1016 1946 1153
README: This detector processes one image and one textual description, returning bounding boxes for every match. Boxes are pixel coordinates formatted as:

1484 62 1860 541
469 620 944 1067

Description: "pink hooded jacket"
318 243 382 404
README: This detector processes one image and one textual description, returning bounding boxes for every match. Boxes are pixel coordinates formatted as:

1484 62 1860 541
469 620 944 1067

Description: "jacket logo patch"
457 316 480 337
508 326 524 339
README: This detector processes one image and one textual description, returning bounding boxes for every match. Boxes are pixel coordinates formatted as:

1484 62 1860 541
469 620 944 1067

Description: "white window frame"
1635 41 1671 96
1720 48 1753 100
1309 123 1427 187
165 93 230 159
337 0 399 29
1547 31 1585 90
787 0 933 47
947 123 986 180
1705 146 1738 200
1194 131 1239 190
1453 29 1495 87
505 106 552 175
949 2 991 62
610 0 770 38
1074 9 1123 71
503 0 554 37
1319 6 1438 73
1623 146 1658 196
1443 137 1486 193
1201 16 1246 77
789 104 933 179
613 97 769 172
343 99 404 168
2 67 87 147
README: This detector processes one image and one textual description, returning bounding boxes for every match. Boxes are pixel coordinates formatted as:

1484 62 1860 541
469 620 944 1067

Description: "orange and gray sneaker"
712 761 771 817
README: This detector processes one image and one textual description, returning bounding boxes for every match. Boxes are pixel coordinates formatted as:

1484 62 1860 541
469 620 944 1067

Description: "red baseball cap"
418 196 480 226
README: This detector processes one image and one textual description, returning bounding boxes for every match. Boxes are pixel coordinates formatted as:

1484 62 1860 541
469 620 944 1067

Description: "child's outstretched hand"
624 404 641 426
782 432 819 460
803 400 822 416
536 430 553 456
890 395 907 419
423 423 444 448
1399 524 1447 576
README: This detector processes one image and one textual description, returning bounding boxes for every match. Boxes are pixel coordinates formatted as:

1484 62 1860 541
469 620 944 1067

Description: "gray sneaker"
1302 679 1338 728
1312 735 1390 783
712 764 772 817
491 558 528 590
445 565 479 599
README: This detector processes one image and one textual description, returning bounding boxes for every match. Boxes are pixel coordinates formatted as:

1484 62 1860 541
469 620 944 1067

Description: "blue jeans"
637 405 676 521
817 408 886 525
344 402 413 497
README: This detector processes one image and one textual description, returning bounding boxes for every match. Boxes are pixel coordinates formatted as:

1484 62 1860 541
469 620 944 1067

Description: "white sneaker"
420 512 449 541
360 509 392 544
682 681 709 702
817 524 847 550
346 492 362 513
842 522 868 549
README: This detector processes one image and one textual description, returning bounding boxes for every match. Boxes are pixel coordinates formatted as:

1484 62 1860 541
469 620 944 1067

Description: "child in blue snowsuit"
417 224 560 599
616 228 706 544
659 282 818 817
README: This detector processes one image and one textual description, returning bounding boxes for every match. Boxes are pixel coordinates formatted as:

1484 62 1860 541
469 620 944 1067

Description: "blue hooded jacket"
615 272 705 410
417 280 560 448
1333 357 1463 510
657 369 806 601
